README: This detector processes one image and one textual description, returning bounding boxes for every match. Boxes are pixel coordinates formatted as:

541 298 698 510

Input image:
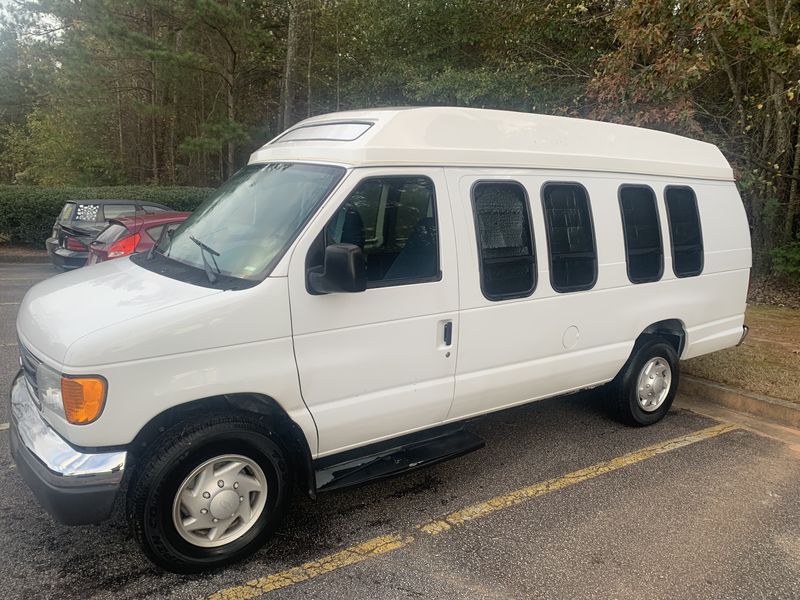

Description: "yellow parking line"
210 534 414 600
208 423 738 600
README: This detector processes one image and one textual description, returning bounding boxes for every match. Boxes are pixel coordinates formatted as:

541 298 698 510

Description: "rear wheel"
127 414 290 573
608 336 679 426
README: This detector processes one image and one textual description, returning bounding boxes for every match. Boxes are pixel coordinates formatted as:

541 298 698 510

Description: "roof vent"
274 121 373 143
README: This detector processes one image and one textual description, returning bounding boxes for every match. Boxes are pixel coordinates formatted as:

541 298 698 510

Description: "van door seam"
287 280 321 456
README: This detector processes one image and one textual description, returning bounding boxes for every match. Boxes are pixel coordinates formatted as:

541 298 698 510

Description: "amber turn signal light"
61 376 107 424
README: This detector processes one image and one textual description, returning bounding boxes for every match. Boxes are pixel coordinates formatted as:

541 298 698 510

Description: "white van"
10 107 751 572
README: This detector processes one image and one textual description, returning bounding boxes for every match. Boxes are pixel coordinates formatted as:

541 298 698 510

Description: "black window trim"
617 183 665 284
470 179 537 301
312 173 443 292
664 184 704 278
540 181 599 293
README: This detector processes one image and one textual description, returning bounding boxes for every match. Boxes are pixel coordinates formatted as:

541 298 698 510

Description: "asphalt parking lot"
1 262 799 600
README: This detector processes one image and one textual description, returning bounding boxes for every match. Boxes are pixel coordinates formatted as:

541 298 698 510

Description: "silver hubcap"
636 357 672 412
172 454 268 548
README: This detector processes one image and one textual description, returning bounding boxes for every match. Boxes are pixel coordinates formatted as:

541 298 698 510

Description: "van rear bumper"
737 325 749 346
9 372 127 525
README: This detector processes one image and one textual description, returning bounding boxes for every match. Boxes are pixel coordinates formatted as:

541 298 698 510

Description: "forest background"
1 0 799 279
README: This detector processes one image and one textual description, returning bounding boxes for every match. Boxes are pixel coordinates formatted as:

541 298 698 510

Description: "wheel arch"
127 393 317 499
639 318 687 357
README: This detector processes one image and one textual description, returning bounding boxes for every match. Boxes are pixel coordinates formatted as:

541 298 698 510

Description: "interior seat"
384 217 437 280
338 207 365 249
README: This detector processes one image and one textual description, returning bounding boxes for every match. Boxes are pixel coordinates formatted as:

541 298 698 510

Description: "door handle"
443 321 453 346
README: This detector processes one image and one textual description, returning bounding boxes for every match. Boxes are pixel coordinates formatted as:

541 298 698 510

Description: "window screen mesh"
620 186 663 283
543 184 597 292
665 187 703 277
473 182 535 300
75 204 100 222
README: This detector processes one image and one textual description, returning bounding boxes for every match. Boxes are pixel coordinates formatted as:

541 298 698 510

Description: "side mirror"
307 243 367 294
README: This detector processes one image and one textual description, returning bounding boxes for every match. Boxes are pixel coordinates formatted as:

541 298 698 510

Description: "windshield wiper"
189 235 221 284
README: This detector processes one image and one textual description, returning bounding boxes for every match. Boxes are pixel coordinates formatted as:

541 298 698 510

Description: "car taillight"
65 237 86 251
107 233 141 258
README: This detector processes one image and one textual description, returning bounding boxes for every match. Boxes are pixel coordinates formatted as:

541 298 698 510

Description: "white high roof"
249 107 733 181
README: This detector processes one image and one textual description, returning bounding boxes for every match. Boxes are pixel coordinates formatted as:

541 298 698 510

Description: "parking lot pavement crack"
206 423 738 599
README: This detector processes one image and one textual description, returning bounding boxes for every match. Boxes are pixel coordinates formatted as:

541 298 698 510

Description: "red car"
87 211 191 265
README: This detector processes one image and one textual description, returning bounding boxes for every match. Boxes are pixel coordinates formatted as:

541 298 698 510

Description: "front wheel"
127 414 290 573
607 336 679 426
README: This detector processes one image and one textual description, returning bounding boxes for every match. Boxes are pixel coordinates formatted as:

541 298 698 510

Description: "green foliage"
772 240 800 279
2 107 125 186
1 0 799 277
0 185 212 245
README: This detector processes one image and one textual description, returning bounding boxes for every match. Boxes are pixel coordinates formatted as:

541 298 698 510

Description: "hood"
17 257 222 365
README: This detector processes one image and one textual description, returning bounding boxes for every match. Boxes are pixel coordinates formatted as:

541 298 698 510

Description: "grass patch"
683 304 800 403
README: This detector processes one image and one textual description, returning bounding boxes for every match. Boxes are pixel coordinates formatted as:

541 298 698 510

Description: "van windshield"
155 163 344 282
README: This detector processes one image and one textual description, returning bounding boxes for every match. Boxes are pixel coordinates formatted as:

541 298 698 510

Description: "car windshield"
157 162 344 281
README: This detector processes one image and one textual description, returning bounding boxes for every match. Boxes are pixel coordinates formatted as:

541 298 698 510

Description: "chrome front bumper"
9 372 127 524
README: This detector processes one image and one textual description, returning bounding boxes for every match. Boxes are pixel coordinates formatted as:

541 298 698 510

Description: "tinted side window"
665 187 703 277
472 181 535 300
103 204 137 219
542 183 597 292
619 185 663 283
326 176 439 285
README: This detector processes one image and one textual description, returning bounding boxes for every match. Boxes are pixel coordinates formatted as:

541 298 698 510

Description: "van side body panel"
445 168 749 421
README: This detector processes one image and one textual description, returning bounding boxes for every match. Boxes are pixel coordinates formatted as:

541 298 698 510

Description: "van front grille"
18 340 42 400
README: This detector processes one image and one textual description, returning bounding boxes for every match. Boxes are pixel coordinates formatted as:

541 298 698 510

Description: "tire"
607 335 679 426
126 414 290 573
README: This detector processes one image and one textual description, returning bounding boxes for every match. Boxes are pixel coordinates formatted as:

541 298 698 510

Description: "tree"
589 0 800 270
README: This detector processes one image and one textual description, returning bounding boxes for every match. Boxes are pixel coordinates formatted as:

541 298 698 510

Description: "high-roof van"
11 107 751 572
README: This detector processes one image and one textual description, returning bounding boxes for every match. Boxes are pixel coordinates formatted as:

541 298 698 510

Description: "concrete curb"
0 253 50 264
680 375 800 429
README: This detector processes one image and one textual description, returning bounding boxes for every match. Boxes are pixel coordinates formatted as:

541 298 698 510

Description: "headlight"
61 376 107 424
34 362 107 425
36 362 64 418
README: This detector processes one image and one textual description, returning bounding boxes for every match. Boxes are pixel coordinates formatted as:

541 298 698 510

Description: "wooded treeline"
1 0 799 275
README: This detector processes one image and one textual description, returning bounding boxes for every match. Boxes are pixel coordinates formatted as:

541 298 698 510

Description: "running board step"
314 427 485 493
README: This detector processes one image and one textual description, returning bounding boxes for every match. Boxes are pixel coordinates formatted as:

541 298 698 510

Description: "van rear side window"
472 181 536 300
665 187 703 277
619 185 663 283
542 183 597 292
